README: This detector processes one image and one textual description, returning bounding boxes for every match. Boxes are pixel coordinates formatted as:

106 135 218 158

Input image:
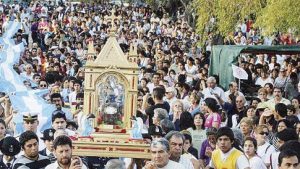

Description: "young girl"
187 112 207 153
243 137 267 169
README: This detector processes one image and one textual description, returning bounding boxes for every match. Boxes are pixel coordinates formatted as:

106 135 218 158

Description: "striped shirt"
12 155 50 169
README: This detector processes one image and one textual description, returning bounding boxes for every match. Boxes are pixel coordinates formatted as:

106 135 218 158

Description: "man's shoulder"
146 83 154 87
165 160 185 169
145 105 155 114
13 156 31 169
38 154 50 160
14 155 30 163
39 148 47 156
155 102 170 111
179 155 194 168
45 162 56 169
281 98 291 104
212 86 224 92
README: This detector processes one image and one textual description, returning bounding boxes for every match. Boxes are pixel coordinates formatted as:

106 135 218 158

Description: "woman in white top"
75 42 86 61
187 112 207 154
185 57 198 84
243 137 267 169
255 69 274 87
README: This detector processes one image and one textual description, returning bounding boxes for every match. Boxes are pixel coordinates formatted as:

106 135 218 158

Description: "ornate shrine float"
72 9 150 159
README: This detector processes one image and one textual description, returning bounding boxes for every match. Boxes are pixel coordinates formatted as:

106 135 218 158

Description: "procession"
0 0 299 168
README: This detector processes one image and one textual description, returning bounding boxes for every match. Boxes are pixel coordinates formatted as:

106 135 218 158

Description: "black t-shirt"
145 102 170 126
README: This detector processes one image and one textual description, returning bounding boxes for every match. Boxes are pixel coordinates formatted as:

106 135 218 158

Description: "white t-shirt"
257 142 276 164
179 155 194 169
249 156 267 169
202 86 226 102
209 148 250 169
187 128 207 153
231 114 240 128
157 160 185 169
68 91 78 104
268 152 280 169
224 90 245 102
255 77 274 87
184 64 198 83
146 83 159 94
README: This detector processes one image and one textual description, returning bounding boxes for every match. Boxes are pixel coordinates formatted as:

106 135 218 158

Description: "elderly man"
222 95 247 128
224 82 244 102
165 131 195 169
164 87 177 109
144 138 184 169
202 76 226 101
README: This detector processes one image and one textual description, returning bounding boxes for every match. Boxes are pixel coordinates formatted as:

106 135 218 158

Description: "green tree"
195 0 300 44
194 0 265 44
255 0 300 36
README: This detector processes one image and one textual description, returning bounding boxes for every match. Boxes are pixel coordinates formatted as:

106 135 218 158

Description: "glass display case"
97 75 125 127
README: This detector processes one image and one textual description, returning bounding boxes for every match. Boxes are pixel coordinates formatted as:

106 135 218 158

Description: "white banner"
232 64 248 80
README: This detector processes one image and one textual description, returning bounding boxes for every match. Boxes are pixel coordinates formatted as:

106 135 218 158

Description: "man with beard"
50 93 65 110
13 131 50 169
45 135 87 169
50 93 73 120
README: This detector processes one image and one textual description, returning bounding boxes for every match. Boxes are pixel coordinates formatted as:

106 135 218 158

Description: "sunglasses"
137 99 143 102
40 84 47 87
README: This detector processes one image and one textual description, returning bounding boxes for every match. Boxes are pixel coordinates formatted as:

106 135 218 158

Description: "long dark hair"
179 111 194 130
204 98 219 112
290 72 299 88
192 112 205 130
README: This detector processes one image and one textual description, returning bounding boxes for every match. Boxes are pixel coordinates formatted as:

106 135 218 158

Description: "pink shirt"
205 113 221 128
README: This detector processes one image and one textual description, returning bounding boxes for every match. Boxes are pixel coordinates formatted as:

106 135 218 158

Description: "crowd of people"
0 0 300 169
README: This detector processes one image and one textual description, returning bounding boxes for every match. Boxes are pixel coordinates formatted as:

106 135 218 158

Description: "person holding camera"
45 135 87 169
